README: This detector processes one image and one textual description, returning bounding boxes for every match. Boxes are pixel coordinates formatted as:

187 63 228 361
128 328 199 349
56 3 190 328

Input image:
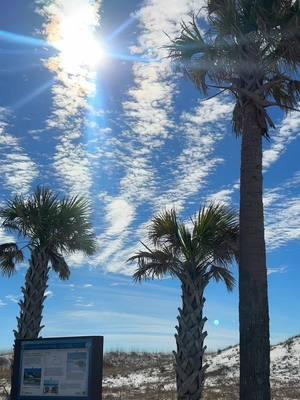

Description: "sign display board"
11 336 103 400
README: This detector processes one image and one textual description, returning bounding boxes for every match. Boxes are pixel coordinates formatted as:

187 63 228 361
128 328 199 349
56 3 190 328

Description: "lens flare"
51 4 104 74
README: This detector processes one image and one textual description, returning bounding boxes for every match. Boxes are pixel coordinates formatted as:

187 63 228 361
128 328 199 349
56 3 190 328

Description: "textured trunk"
14 248 49 340
239 103 270 399
174 274 208 400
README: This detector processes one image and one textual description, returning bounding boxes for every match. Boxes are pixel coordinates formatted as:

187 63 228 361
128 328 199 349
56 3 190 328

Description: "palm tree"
0 186 97 339
167 2 300 398
128 203 238 400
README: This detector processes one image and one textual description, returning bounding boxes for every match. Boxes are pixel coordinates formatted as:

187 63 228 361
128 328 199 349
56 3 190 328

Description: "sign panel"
11 337 103 400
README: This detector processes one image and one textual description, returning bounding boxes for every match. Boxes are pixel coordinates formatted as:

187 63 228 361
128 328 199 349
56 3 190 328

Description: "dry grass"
1 352 299 400
102 385 300 400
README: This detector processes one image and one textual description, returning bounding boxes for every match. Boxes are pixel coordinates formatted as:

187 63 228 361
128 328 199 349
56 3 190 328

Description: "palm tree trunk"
174 274 208 400
239 103 270 399
14 248 49 340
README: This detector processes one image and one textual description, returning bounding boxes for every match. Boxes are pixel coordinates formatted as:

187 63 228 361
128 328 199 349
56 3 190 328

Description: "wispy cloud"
37 0 102 197
93 0 233 274
267 266 288 276
32 0 300 277
266 196 300 249
207 188 236 206
105 198 136 236
155 97 233 211
0 108 38 195
45 290 54 298
265 172 300 249
58 309 174 335
5 294 19 304
263 107 300 170
206 105 300 215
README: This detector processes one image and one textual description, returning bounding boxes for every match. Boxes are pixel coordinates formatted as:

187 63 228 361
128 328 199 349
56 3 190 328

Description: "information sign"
11 336 103 400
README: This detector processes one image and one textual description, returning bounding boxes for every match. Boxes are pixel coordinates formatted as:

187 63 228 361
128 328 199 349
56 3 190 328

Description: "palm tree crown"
130 203 238 288
167 0 300 135
0 186 97 278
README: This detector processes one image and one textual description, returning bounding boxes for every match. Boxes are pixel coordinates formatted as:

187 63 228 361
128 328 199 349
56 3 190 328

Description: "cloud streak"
264 172 300 249
263 107 300 170
37 0 102 197
93 0 234 274
0 108 38 195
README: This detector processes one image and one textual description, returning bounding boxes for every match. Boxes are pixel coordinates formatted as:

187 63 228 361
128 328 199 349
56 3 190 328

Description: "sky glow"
51 4 105 73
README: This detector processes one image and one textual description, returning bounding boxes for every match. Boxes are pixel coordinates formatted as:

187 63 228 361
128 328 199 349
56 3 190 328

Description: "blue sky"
0 0 300 352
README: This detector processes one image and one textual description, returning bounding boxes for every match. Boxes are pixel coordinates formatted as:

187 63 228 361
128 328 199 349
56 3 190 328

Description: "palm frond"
267 77 300 109
166 17 209 93
0 195 32 237
267 2 300 70
49 251 70 280
205 264 235 291
0 243 24 277
148 208 182 248
53 195 97 255
129 245 179 282
192 203 239 269
207 0 243 36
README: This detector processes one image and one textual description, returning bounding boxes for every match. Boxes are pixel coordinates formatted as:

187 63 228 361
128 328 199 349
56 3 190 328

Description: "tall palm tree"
0 186 97 339
167 2 300 398
128 204 238 400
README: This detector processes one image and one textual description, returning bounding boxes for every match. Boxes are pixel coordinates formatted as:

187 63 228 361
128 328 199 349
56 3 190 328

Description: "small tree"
129 204 238 400
0 186 97 339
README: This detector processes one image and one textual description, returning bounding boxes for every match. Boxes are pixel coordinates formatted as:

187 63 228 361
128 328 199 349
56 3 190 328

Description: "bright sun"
54 6 105 73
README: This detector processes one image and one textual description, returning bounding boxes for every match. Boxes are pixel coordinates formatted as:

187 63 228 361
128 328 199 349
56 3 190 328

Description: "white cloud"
263 106 300 170
118 0 208 207
45 290 54 298
75 301 95 308
267 266 288 276
0 109 38 195
65 310 174 335
263 188 283 208
90 1 233 275
207 188 235 206
110 282 127 287
65 251 89 268
53 141 93 197
105 198 135 236
37 0 102 197
5 294 19 304
266 196 300 249
155 98 233 212
83 284 93 288
265 172 300 249
0 299 7 307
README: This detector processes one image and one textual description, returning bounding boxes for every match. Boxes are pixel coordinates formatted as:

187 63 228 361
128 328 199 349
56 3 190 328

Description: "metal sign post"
11 336 103 400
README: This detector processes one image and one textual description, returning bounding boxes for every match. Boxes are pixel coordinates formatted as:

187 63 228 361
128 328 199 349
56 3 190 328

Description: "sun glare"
53 5 104 74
